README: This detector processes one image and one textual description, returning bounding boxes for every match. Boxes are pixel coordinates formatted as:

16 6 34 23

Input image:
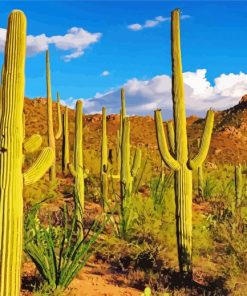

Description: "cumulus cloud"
127 14 190 31
0 27 102 61
100 70 110 77
65 70 247 118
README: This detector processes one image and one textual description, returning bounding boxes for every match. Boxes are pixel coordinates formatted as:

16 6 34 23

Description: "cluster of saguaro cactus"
69 100 84 225
0 10 54 296
46 50 62 182
154 9 214 279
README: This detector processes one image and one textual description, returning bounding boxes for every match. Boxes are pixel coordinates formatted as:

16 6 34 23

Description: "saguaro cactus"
69 100 84 221
154 9 214 279
117 88 126 174
197 139 204 198
46 51 62 181
101 107 108 208
0 11 54 296
121 117 142 199
235 164 242 208
46 50 56 181
62 107 69 174
55 92 62 140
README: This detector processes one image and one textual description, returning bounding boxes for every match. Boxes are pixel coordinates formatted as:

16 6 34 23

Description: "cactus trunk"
46 50 56 181
101 107 108 209
69 101 84 227
62 107 69 174
235 164 242 208
0 10 26 296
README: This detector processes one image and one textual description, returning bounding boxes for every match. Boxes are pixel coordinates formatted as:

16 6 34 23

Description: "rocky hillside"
24 95 247 173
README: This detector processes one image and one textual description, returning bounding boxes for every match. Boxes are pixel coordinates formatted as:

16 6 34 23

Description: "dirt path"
21 261 142 296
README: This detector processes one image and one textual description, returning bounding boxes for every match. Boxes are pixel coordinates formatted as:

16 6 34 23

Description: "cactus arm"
154 110 180 171
55 92 62 140
23 134 43 154
68 164 77 177
23 147 54 186
131 148 142 178
188 110 214 170
167 121 175 154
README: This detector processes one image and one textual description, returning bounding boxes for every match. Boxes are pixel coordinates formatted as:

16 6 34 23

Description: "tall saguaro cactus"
55 92 62 140
46 50 56 181
154 9 214 279
101 107 108 208
117 88 126 174
62 107 69 174
197 139 204 198
69 100 84 222
0 11 54 296
235 164 243 209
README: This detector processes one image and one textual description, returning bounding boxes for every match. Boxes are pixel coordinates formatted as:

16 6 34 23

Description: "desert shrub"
24 196 110 293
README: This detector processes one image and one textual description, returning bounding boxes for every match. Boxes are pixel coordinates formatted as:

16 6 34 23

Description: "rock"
205 162 217 169
239 94 247 104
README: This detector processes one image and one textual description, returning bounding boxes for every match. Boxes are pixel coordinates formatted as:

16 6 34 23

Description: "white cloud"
63 70 247 118
100 70 110 77
127 14 190 31
0 26 102 61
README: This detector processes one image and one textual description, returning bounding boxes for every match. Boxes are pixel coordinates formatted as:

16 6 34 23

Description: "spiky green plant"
62 107 69 174
154 9 214 279
24 197 110 291
0 10 54 296
69 100 84 228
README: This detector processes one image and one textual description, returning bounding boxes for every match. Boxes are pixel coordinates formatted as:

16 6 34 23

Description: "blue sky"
1 1 247 116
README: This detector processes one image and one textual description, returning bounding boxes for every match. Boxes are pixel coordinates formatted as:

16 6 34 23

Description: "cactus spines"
154 9 214 278
101 106 108 208
62 107 69 174
55 92 62 140
0 12 54 295
235 164 242 208
46 49 56 181
69 100 84 218
23 134 43 153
